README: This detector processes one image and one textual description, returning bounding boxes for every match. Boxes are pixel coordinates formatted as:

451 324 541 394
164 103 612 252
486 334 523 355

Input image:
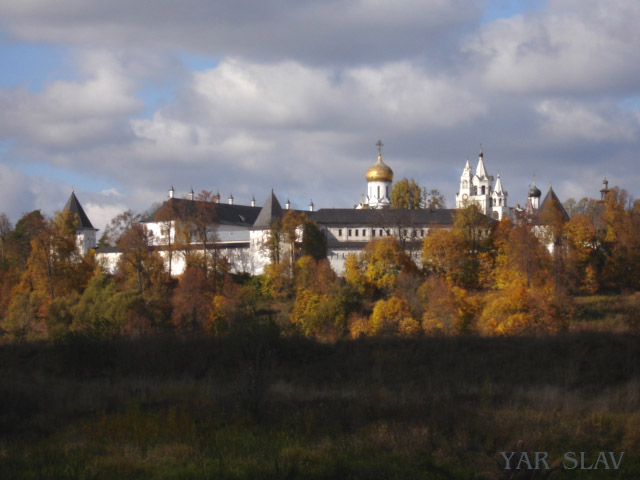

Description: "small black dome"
528 184 541 198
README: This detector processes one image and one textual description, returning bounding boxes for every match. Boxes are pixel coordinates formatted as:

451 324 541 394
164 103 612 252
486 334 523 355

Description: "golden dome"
366 153 394 182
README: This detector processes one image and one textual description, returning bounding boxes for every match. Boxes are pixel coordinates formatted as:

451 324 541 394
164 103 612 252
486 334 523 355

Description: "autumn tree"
71 271 142 339
369 296 420 336
294 256 337 294
292 284 359 339
420 276 478 335
209 274 244 334
191 190 221 281
116 222 156 292
421 228 470 286
291 255 357 339
598 188 640 291
171 265 212 335
490 217 550 290
391 178 423 209
2 209 92 340
0 213 12 265
103 210 140 246
420 204 492 289
154 200 180 276
344 237 415 295
423 188 446 210
300 220 327 260
454 203 490 253
537 191 570 294
264 219 283 265
281 210 307 276
477 216 567 335
49 209 92 296
478 274 564 336
565 214 599 293
6 210 47 270
563 197 600 220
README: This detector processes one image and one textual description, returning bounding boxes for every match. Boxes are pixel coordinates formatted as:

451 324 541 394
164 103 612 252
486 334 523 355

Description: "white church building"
455 148 513 221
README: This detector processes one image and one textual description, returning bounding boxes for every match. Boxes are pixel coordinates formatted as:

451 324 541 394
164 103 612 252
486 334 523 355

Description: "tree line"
0 184 639 342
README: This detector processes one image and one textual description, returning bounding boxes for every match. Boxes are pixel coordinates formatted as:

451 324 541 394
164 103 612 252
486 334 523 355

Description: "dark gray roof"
309 208 456 226
253 190 283 229
64 192 96 230
537 187 569 222
141 198 261 226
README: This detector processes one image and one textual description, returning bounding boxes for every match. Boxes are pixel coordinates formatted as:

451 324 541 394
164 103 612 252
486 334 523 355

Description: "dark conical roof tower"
64 191 95 229
537 185 569 221
252 190 283 229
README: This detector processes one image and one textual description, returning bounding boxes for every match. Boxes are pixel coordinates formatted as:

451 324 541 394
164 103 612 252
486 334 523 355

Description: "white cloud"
536 100 638 143
0 50 142 151
468 0 640 94
3 0 640 217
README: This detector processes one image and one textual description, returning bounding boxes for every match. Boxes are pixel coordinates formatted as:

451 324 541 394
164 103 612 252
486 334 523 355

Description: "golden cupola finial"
365 140 393 182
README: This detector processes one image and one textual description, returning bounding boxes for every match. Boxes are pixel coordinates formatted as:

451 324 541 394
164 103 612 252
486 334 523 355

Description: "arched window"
377 185 380 199
481 186 486 195
462 180 468 188
473 186 477 195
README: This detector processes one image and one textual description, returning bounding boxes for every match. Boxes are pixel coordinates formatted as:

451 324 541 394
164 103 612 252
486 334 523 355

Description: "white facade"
366 180 392 209
76 229 97 257
455 150 512 220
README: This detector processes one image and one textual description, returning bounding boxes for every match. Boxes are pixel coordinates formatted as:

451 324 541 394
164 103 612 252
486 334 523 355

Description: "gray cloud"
0 0 480 67
2 0 640 225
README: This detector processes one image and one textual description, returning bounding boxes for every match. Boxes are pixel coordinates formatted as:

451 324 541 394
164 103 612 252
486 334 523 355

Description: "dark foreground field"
1 329 640 479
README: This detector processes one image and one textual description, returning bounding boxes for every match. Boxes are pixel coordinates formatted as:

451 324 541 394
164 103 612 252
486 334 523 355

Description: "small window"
380 229 383 236
372 229 376 237
348 229 352 237
355 229 359 237
362 229 366 236
338 229 342 237
420 229 424 237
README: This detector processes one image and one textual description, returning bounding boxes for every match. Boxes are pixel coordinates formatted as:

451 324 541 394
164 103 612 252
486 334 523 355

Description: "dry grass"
1 328 639 478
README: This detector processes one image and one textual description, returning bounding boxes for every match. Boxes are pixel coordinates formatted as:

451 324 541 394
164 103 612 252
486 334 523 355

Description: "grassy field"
1 320 640 479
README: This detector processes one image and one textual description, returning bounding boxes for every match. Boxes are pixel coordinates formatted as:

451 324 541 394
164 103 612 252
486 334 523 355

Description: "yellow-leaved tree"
369 296 419 336
345 237 415 295
478 271 563 336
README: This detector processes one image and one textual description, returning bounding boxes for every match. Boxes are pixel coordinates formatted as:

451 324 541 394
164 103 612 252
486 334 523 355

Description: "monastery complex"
64 144 567 275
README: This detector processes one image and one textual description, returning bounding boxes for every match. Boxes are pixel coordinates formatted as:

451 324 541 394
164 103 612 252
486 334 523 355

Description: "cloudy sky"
1 0 639 231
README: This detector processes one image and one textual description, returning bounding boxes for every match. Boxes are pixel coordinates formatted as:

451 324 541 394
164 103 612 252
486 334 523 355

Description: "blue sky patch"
482 0 545 23
0 33 75 92
19 162 117 193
